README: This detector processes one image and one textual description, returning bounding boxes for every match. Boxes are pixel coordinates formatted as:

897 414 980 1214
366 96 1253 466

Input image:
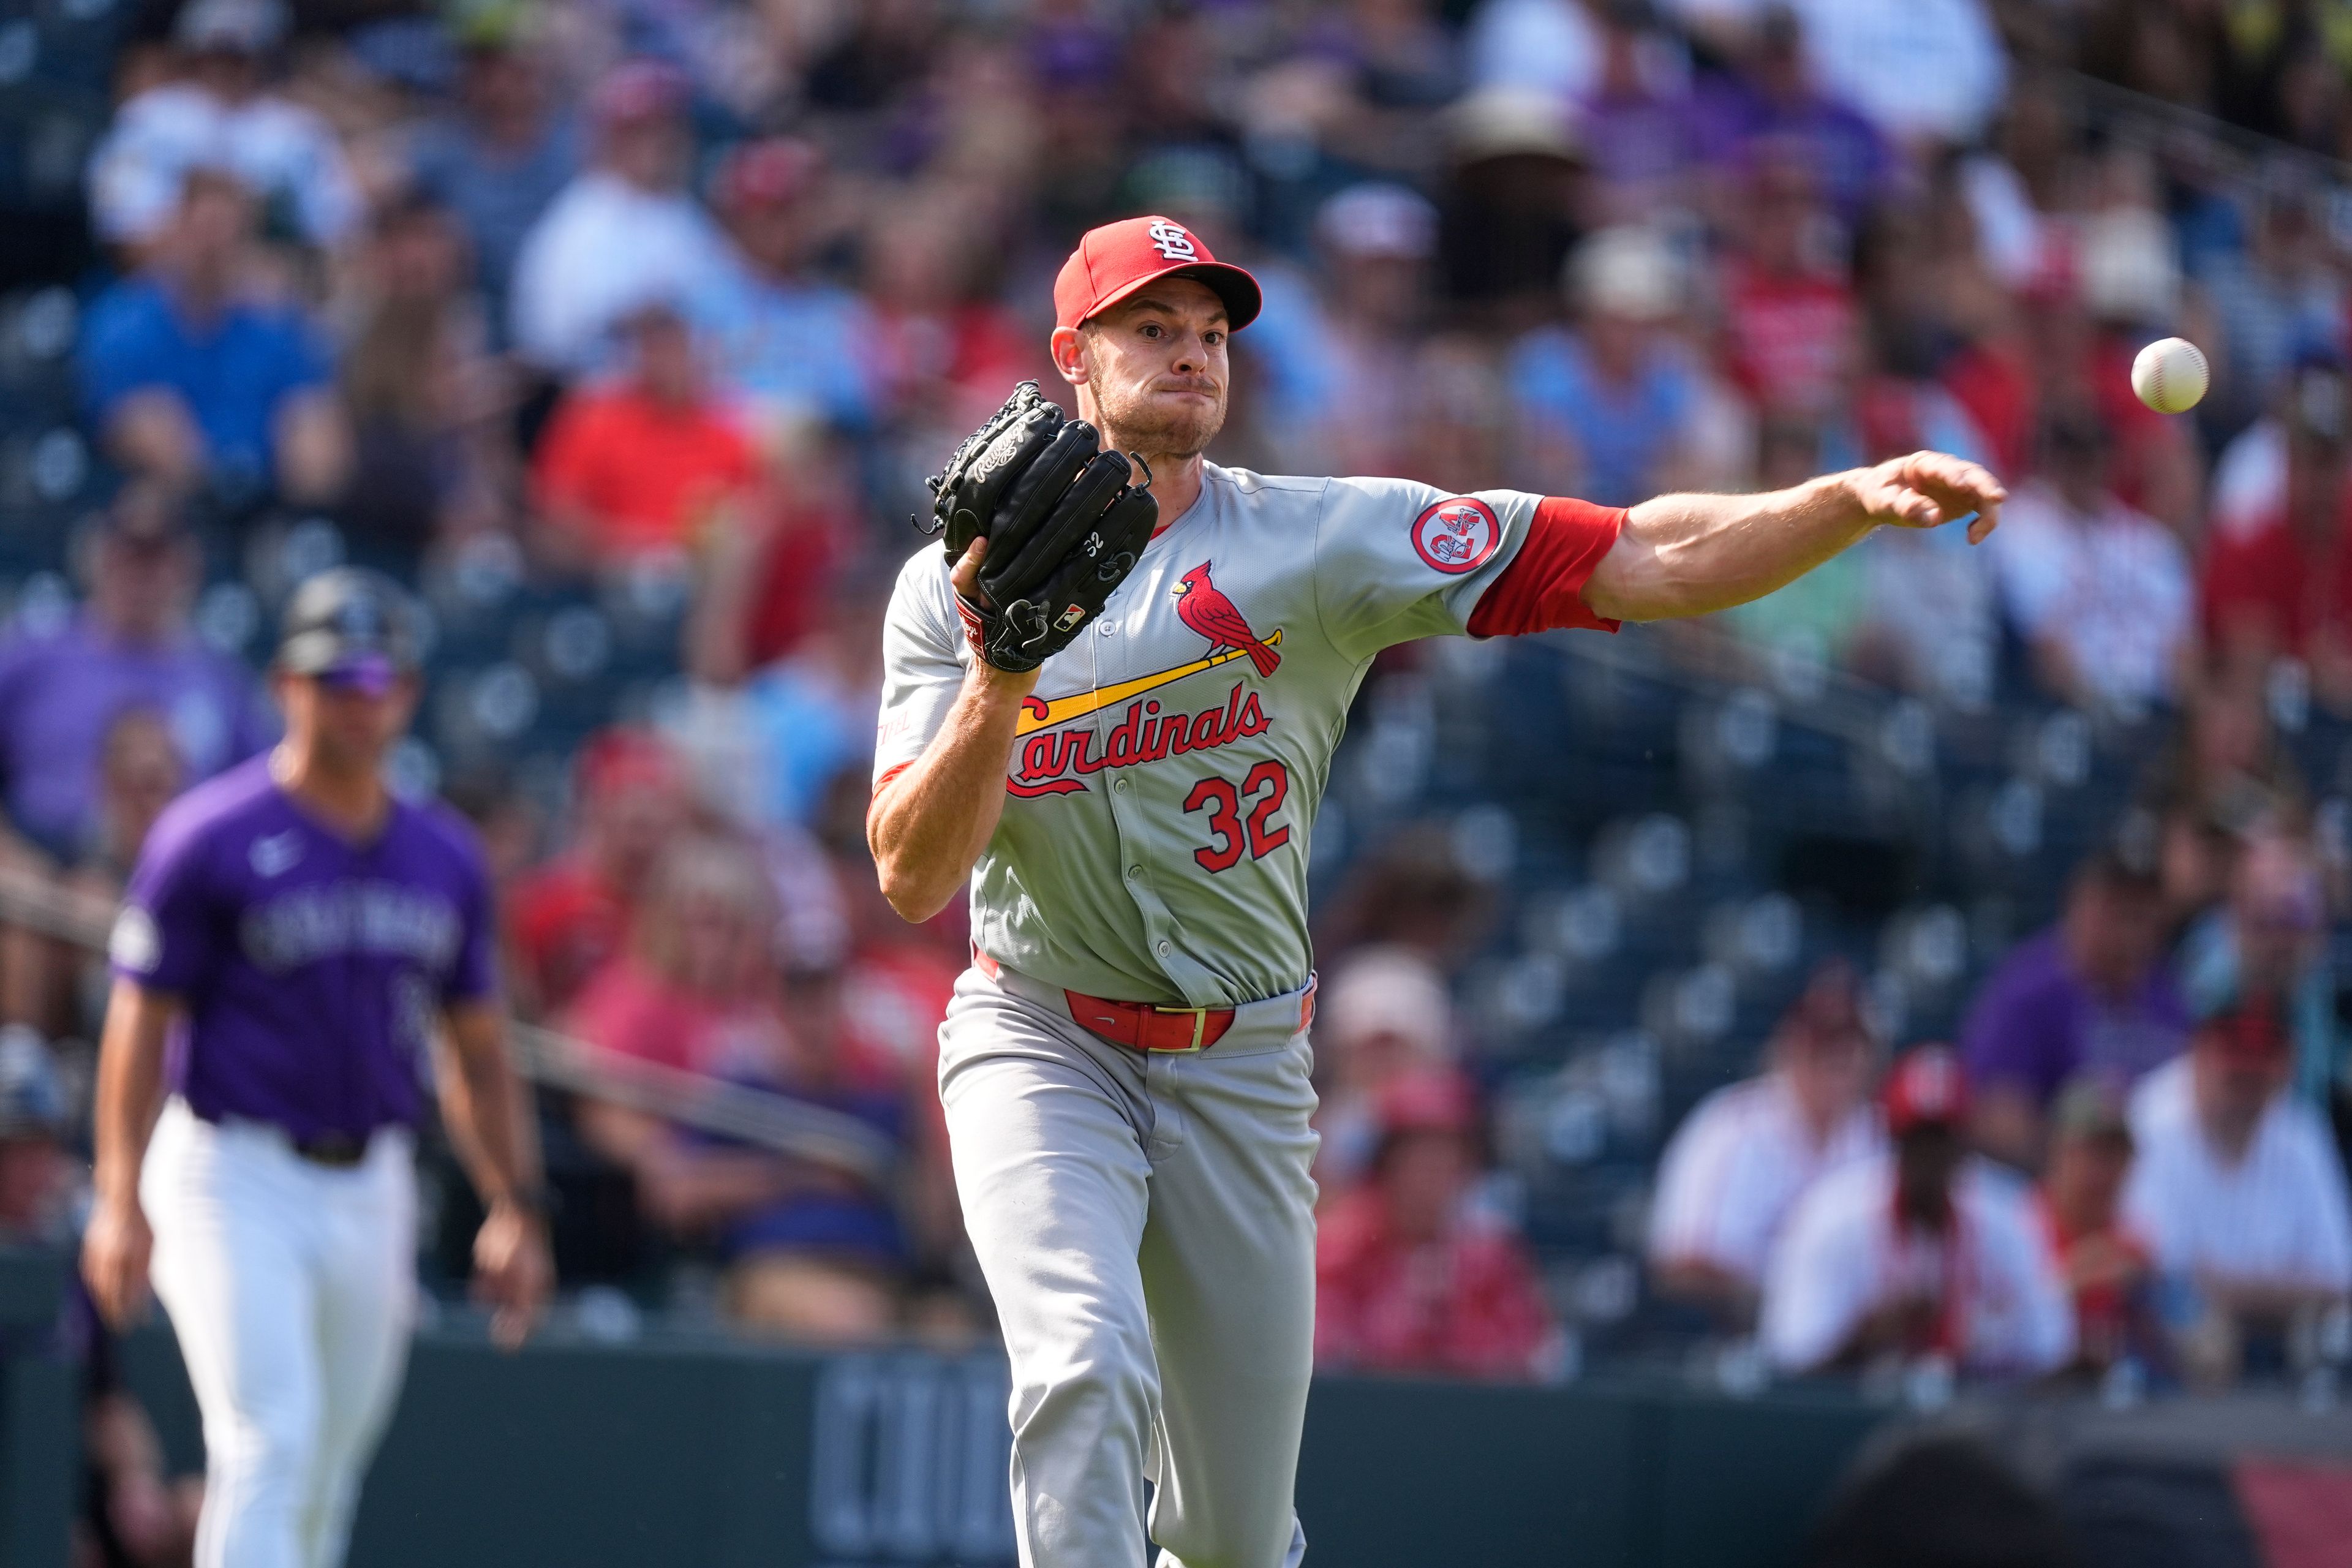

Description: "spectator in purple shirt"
1579 4 1703 221
0 486 273 865
1693 7 1891 225
1962 848 2190 1170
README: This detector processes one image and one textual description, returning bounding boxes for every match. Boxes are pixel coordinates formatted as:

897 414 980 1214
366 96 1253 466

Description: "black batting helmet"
276 568 423 685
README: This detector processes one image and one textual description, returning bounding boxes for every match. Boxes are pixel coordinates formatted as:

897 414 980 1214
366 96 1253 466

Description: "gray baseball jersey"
876 464 1619 1007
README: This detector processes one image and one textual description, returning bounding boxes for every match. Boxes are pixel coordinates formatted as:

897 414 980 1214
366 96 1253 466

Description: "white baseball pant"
940 960 1320 1568
141 1099 418 1568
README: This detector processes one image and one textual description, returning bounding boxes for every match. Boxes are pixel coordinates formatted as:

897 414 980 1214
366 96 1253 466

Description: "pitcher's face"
1059 279 1230 458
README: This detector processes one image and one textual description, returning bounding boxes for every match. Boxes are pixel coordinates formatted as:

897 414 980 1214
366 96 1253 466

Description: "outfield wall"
1 1243 1885 1568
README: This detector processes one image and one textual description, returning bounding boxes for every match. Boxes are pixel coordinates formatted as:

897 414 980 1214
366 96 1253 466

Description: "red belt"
1061 990 1236 1052
970 948 1242 1052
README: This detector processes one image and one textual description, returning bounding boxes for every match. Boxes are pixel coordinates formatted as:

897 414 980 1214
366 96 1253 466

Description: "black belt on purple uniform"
194 1107 374 1169
292 1133 369 1169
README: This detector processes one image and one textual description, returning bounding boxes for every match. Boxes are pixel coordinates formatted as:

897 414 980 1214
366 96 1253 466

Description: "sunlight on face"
1071 277 1231 459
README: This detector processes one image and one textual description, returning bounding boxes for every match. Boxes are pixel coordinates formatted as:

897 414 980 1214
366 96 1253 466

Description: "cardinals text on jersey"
1008 562 1280 800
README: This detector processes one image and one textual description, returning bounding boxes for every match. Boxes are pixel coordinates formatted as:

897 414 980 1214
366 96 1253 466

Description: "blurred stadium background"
4 0 2352 1562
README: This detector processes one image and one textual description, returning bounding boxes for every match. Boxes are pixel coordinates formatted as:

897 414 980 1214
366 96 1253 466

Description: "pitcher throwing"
867 216 2004 1568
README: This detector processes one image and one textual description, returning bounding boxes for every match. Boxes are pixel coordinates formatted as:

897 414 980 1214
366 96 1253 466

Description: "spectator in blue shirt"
696 138 878 436
1507 225 1702 506
77 167 350 507
405 26 580 340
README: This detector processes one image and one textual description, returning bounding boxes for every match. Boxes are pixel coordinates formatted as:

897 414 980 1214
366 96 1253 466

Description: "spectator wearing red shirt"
2200 361 2352 706
506 729 690 1017
1315 1070 1560 1382
2035 1077 2156 1375
530 300 761 566
1720 156 1858 421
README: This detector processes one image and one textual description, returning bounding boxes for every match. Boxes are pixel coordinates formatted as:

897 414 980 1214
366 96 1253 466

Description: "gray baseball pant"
938 959 1320 1568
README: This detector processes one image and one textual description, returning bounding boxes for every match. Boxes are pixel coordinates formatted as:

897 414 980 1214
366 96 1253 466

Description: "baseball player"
867 215 2006 1568
80 568 552 1568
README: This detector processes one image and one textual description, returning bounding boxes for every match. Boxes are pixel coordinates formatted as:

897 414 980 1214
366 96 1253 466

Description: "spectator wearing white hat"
1436 88 1594 329
1649 960 1884 1327
2123 985 2352 1366
1310 946 1458 1197
86 0 358 255
508 60 729 377
1507 225 1705 506
1762 1047 2074 1378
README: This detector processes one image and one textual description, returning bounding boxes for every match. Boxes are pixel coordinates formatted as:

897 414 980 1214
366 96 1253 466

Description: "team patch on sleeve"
109 905 161 974
1411 497 1502 575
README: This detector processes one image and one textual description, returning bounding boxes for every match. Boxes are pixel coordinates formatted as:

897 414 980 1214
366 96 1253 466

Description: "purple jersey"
109 755 497 1141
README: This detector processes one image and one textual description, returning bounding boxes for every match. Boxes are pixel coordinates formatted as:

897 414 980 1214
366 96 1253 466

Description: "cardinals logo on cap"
1147 221 1200 261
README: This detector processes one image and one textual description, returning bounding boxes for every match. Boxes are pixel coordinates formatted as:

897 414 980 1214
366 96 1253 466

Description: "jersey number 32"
1183 762 1291 873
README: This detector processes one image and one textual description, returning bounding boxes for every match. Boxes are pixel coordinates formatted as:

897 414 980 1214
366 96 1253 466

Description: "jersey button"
1156 941 1172 957
1113 777 1130 794
1126 866 1142 880
1099 620 1117 636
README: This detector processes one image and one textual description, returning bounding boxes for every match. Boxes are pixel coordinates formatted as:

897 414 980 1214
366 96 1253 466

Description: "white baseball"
2131 336 2209 414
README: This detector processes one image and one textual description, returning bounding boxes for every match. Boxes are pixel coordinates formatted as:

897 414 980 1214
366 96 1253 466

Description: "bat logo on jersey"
1147 221 1199 261
1412 497 1502 575
1173 563 1280 677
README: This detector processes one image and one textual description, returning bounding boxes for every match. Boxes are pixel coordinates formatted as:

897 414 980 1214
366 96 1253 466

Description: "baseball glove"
918 382 1157 673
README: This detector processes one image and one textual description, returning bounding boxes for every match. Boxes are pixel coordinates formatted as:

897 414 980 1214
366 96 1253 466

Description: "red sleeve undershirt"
1465 496 1626 638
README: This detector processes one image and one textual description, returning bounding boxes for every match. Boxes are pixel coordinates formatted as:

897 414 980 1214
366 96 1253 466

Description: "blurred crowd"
1653 915 2351 1393
2 0 2352 1461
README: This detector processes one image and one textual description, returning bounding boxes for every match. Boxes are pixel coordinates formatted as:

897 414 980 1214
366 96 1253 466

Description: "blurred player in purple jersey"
80 568 552 1568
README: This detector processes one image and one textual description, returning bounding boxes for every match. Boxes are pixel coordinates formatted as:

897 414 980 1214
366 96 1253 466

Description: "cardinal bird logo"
1174 562 1280 679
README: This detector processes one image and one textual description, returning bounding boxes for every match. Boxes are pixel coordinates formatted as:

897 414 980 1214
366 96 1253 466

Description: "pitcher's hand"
1850 451 2005 545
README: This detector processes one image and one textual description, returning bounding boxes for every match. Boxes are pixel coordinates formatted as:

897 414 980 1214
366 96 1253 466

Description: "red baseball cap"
1883 1045 1969 1136
714 137 822 212
2196 987 2292 1067
1054 215 1262 333
576 727 686 806
1374 1068 1479 1140
592 60 689 129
